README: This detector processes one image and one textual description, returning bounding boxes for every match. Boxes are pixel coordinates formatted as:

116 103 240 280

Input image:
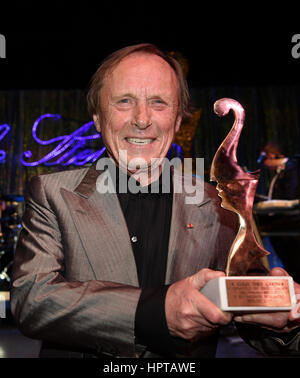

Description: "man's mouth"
125 138 155 145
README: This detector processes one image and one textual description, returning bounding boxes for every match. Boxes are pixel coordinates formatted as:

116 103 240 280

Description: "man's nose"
132 102 152 129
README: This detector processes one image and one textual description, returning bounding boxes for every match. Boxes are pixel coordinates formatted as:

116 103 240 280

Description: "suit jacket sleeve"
236 323 300 356
10 175 142 357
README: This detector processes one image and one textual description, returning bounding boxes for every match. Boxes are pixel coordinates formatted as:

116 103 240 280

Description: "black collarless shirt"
116 173 173 289
113 162 193 356
114 165 176 354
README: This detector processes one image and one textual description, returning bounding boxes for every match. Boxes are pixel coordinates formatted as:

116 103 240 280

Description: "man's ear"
93 114 101 132
175 114 182 133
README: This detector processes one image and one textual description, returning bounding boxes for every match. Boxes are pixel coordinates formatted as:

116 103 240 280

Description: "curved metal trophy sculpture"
200 98 296 312
210 98 269 276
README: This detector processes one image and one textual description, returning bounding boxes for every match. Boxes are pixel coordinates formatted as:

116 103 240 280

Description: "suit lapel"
60 162 219 287
166 172 217 284
61 164 139 286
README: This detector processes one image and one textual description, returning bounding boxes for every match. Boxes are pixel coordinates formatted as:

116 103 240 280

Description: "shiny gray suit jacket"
10 163 300 357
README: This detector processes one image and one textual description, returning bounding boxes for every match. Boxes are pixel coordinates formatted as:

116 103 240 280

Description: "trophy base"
200 276 296 312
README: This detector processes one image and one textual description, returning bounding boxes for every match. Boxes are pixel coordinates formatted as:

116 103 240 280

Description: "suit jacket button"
131 236 138 243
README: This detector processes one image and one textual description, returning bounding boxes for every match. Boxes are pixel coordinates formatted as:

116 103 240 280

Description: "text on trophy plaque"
226 279 292 307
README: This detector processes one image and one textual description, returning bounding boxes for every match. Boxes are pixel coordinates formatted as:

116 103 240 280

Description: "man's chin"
119 155 165 175
125 159 151 174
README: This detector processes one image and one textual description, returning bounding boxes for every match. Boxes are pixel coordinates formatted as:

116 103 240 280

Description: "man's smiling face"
93 52 182 173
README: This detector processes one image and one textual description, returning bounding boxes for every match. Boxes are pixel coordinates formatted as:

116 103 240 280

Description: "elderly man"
11 44 300 358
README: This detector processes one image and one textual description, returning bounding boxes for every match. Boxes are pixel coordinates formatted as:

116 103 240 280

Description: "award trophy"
201 98 296 312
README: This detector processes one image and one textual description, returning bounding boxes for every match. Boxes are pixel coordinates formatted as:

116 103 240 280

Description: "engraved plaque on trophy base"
200 276 296 312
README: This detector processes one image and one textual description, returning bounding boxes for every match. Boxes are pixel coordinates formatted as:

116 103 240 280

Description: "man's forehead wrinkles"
111 88 175 100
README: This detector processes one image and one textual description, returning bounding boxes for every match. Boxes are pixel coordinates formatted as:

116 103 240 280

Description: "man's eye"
150 99 166 108
118 98 131 104
115 98 134 108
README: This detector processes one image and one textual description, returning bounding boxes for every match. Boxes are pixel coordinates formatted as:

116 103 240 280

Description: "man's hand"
165 268 233 342
234 267 300 332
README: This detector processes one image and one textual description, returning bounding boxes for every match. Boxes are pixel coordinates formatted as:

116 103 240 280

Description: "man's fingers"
190 269 232 325
233 267 300 331
165 268 233 340
234 311 289 329
196 292 232 326
269 267 290 277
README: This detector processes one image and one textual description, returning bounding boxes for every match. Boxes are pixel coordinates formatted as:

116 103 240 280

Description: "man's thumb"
269 267 290 277
191 268 225 289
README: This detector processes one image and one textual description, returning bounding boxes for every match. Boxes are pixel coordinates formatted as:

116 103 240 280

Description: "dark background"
0 2 299 89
